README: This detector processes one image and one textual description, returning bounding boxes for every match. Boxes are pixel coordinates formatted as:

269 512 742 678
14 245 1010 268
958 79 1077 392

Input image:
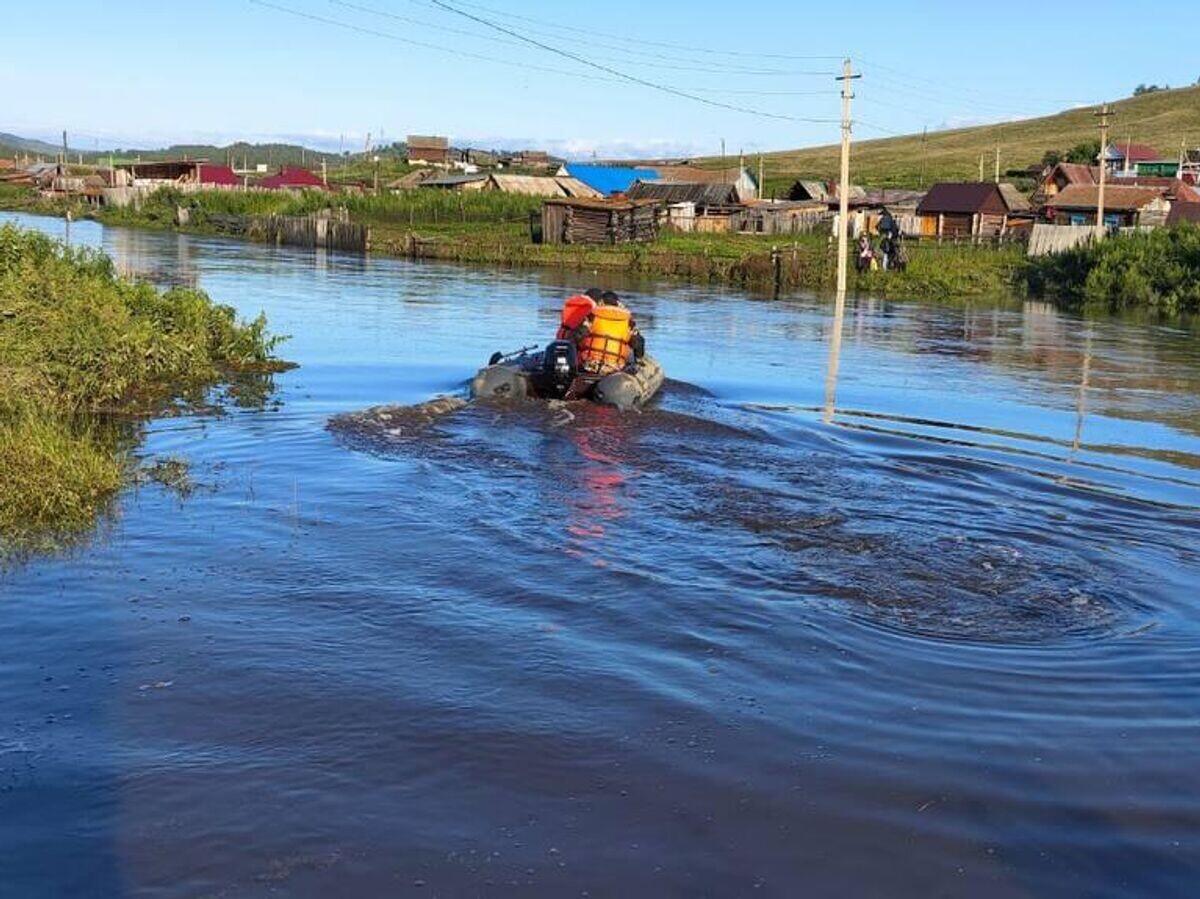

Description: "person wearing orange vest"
554 289 645 374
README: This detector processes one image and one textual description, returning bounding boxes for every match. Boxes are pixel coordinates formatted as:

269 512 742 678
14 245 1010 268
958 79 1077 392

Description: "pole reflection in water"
1072 328 1094 456
823 292 847 423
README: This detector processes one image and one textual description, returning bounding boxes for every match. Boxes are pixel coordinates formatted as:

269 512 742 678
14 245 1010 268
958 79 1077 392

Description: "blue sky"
5 0 1197 158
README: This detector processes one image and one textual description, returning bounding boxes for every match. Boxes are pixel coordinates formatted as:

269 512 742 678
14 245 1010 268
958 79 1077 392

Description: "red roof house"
260 166 326 190
197 164 240 187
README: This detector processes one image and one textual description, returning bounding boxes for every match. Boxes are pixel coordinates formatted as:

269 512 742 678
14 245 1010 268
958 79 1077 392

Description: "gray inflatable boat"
470 340 664 412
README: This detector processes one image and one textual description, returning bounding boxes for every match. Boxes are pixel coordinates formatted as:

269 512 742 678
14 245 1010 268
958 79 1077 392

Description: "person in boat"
554 289 644 376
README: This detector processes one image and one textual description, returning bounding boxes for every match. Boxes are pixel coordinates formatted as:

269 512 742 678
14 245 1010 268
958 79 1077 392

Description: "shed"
417 173 489 191
407 135 451 165
788 180 830 203
650 164 758 201
917 182 1022 237
565 164 659 196
541 197 660 245
1042 184 1171 228
259 166 326 190
735 200 831 235
626 180 739 206
486 174 600 198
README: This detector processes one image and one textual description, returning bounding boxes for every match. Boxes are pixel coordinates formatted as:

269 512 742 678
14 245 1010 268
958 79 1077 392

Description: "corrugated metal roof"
565 164 659 196
1046 184 1166 211
917 182 1006 215
997 183 1032 213
197 164 240 186
486 174 600 198
626 180 739 205
418 173 489 187
650 165 748 185
1048 163 1097 185
1114 142 1161 162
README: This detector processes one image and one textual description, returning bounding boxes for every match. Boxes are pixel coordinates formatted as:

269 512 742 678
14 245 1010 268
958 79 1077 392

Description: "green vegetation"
0 224 287 557
1025 224 1200 313
722 85 1200 190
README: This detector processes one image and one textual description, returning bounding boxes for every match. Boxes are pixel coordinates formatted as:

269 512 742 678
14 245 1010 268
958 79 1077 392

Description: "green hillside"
739 85 1200 192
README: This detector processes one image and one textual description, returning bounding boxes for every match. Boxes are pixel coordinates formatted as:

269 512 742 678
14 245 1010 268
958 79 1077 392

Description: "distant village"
3 132 1199 255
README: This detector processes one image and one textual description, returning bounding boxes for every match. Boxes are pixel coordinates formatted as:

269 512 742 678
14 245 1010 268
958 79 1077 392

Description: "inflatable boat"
470 340 664 412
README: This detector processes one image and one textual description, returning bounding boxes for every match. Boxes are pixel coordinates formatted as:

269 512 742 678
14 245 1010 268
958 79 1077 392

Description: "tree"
1042 149 1062 168
1065 140 1101 164
1134 83 1164 96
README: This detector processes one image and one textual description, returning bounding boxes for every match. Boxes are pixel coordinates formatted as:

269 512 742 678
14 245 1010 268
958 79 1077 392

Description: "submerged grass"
0 223 287 558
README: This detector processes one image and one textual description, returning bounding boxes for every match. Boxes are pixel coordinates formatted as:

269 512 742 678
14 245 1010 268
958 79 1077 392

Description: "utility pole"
994 142 1001 184
759 153 765 201
1095 104 1114 239
919 126 928 187
978 152 985 182
834 58 859 302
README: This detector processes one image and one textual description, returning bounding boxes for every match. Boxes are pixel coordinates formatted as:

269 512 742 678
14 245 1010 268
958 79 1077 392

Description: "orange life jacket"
579 305 632 373
556 294 596 340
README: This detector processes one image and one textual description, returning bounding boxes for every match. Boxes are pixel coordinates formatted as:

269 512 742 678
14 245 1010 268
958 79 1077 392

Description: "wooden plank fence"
249 213 369 253
1027 223 1094 257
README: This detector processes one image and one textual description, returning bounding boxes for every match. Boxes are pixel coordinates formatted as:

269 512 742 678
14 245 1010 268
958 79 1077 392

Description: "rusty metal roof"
1167 202 1200 226
1046 184 1167 211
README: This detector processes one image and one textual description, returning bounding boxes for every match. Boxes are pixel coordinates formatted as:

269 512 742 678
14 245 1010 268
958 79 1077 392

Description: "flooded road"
3 212 1199 897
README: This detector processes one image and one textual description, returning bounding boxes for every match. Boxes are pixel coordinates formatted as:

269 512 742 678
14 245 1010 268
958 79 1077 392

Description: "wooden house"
916 182 1028 238
651 164 759 201
541 197 659 245
1039 163 1098 201
1043 184 1171 228
406 135 451 166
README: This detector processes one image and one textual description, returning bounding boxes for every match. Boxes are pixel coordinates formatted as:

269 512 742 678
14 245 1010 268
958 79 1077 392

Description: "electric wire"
422 0 838 124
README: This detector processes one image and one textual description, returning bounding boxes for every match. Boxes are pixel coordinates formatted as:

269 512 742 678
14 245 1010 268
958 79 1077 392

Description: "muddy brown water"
2 212 1200 897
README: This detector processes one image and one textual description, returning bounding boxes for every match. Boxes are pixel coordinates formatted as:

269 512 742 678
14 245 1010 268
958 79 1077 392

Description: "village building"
114 160 241 189
1039 163 1098 200
916 182 1030 238
787 180 831 203
407 135 451 166
1102 142 1161 175
626 180 740 206
1042 184 1171 228
540 197 659 245
565 164 660 196
258 166 326 190
1166 202 1200 227
650 164 759 202
486 174 599 198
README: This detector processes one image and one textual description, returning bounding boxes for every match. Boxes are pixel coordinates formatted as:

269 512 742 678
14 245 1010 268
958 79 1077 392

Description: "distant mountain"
0 132 65 156
0 131 363 169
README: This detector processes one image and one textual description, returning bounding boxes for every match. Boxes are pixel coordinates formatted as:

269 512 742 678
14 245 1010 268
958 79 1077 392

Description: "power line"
423 0 837 124
336 0 835 77
408 0 845 62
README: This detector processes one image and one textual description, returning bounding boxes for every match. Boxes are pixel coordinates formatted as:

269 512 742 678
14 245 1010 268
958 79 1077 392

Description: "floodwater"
2 211 1199 898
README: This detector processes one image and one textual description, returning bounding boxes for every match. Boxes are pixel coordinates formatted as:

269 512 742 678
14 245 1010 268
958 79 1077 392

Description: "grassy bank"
0 224 287 557
1025 224 1200 314
1 185 1025 298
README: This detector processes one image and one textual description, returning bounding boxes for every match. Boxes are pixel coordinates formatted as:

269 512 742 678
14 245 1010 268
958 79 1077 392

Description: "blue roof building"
565 164 660 196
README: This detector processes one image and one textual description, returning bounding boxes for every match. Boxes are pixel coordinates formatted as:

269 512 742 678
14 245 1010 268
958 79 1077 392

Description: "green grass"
699 85 1200 190
1025 223 1200 313
0 224 287 557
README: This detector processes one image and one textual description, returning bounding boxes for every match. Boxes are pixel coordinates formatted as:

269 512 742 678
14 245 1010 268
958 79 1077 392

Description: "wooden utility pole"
1095 104 1114 239
978 152 985 182
994 143 1001 184
835 58 859 301
919 126 928 187
758 153 764 201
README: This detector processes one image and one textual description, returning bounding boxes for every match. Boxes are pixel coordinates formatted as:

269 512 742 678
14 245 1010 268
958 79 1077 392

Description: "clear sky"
5 0 1197 158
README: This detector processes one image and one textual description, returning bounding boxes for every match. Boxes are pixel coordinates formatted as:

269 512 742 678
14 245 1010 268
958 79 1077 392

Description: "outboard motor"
540 340 578 399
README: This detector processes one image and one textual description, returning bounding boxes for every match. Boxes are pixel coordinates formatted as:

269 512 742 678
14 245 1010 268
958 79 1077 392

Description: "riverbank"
0 186 1027 300
0 223 288 557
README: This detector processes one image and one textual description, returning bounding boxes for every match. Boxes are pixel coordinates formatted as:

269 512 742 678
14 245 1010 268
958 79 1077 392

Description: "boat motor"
540 340 578 399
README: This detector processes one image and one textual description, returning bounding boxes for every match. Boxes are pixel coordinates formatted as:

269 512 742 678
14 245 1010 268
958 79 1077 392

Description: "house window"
1070 214 1086 226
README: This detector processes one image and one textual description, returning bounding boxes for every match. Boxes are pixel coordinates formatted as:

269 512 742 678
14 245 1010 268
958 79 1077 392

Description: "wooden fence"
1026 224 1094 257
249 212 369 253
